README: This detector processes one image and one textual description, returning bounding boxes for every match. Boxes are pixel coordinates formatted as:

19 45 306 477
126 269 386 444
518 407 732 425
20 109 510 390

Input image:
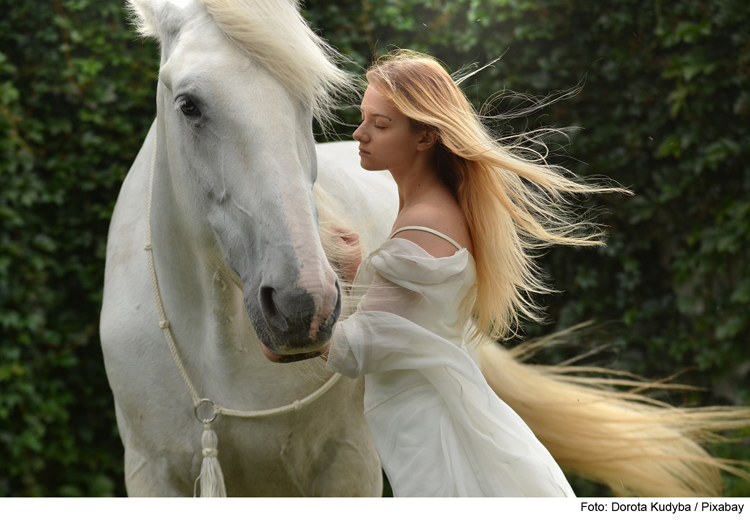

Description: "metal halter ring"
194 398 218 424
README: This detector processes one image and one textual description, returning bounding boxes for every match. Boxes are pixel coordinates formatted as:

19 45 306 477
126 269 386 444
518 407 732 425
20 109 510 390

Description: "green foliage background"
1 0 748 496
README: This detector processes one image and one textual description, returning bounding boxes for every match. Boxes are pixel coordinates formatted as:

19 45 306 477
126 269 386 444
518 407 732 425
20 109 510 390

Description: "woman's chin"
359 160 382 172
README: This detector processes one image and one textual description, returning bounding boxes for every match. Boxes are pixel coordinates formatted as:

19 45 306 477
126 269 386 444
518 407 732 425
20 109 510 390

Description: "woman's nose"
352 123 367 142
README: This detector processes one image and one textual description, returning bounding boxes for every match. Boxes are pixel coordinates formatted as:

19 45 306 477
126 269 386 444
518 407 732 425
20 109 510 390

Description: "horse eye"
179 97 201 117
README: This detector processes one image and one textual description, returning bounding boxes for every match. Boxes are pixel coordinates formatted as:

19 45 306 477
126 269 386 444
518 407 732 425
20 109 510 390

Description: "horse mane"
128 0 353 122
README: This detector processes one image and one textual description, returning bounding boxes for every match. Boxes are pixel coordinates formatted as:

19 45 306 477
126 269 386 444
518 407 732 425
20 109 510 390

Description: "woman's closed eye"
359 118 386 129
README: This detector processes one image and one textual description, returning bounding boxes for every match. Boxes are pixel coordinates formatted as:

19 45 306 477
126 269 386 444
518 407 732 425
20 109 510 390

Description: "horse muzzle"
260 341 327 363
250 278 341 360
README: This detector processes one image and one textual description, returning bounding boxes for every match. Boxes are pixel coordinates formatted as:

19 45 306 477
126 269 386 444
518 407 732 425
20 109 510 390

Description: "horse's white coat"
101 0 396 496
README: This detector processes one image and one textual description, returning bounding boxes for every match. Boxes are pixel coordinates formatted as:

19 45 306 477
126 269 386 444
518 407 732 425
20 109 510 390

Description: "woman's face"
352 86 426 172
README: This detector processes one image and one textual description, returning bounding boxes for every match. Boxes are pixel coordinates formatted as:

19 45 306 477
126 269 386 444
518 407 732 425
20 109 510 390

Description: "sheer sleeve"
324 238 575 497
325 238 473 378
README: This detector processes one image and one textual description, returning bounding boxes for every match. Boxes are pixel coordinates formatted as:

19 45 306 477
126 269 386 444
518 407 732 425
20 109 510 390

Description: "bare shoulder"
391 200 474 258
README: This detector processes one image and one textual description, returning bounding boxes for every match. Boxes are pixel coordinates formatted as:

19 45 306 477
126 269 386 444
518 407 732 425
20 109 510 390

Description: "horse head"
129 0 350 361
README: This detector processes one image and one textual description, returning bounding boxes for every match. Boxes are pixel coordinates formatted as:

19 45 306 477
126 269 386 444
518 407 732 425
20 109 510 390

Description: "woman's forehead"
360 86 398 118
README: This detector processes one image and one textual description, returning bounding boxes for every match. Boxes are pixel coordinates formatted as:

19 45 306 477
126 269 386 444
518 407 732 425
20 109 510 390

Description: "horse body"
101 0 394 496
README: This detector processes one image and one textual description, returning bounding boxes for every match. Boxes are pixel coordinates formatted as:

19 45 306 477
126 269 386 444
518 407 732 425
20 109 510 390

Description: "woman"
314 50 750 498
318 50 623 497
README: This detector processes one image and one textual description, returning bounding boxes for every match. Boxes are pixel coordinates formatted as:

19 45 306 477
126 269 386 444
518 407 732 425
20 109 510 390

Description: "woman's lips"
359 148 370 156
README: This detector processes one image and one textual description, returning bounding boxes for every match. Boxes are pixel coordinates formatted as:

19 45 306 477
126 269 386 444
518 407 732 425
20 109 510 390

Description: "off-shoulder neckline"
379 237 474 261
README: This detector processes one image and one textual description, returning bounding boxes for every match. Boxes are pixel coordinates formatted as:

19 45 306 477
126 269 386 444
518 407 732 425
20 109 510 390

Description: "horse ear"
127 0 161 39
127 0 196 41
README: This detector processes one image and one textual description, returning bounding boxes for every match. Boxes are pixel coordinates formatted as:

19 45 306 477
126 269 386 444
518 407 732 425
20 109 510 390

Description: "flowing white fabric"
326 237 575 497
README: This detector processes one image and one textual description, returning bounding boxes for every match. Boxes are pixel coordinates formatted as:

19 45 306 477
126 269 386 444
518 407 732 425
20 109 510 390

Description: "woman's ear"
416 128 438 151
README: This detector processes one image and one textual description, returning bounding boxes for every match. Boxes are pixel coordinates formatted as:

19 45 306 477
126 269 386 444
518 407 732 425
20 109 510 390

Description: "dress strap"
389 226 463 251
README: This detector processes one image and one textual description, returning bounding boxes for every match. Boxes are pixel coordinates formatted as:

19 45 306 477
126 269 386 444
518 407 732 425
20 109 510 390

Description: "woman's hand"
330 227 362 284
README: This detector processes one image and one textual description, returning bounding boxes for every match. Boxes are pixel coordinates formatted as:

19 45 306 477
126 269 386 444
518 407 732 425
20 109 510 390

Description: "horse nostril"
257 279 339 348
259 285 286 331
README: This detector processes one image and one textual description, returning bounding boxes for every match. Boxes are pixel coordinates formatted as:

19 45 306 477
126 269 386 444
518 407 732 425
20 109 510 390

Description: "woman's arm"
319 227 362 362
319 271 421 362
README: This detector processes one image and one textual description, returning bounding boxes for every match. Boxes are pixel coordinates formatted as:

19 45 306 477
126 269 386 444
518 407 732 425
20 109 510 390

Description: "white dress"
326 226 575 497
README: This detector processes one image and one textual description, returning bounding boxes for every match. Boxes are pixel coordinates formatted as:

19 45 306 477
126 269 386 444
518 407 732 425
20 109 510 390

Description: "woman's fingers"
331 227 360 247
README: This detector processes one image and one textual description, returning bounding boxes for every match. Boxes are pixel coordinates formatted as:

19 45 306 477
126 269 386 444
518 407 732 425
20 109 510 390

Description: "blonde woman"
315 51 750 497
316 50 618 497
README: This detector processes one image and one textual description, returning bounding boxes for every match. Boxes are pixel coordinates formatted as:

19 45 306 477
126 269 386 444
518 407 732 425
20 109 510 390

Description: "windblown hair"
476 328 750 497
364 51 750 497
366 50 624 341
128 0 351 121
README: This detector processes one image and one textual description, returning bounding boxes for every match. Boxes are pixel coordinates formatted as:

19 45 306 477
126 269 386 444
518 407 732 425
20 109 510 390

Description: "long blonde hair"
366 50 627 340
365 51 750 497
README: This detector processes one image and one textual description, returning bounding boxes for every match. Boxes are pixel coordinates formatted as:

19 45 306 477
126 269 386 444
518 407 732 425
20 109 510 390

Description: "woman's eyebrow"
360 108 393 121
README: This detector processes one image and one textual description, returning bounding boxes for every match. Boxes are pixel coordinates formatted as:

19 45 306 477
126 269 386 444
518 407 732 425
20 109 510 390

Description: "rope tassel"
198 422 227 497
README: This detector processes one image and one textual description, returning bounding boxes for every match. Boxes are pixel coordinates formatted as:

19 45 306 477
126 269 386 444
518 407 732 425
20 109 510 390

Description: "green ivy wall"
1 0 748 496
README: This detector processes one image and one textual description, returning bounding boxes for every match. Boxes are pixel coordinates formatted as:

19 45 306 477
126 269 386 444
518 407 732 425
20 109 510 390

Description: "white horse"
103 0 750 498
101 0 395 496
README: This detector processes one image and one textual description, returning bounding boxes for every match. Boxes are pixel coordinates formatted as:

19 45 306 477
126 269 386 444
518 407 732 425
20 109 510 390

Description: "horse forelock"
198 0 354 122
128 0 354 122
